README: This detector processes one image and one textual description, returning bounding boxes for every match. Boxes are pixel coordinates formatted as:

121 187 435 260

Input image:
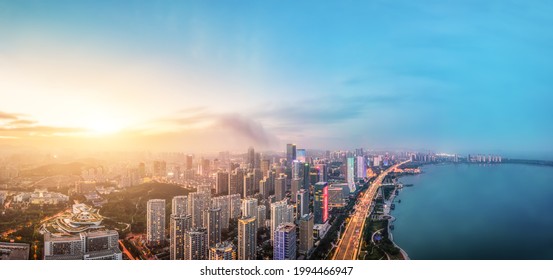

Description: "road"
118 240 136 260
332 159 411 260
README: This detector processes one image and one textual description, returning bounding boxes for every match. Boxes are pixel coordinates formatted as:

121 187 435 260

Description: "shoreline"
383 185 410 260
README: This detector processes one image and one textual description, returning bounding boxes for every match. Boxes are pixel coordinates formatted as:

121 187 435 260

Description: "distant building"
237 216 257 260
296 149 306 163
229 169 244 197
170 214 191 260
229 194 242 220
184 228 208 260
346 157 356 192
209 242 236 260
216 171 229 196
44 230 121 260
0 242 30 260
273 223 296 260
243 172 255 198
241 197 258 228
147 199 166 247
356 156 366 179
286 144 297 165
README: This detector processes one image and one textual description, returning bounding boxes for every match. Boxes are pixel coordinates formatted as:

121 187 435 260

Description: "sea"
392 163 553 260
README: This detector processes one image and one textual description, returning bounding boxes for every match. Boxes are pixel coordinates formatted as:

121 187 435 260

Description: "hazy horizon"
1 1 552 155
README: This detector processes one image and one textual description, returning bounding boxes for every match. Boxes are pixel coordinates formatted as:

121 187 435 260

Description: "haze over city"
1 1 552 156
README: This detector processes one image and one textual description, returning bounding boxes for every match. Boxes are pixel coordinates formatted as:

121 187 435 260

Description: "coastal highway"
332 159 411 260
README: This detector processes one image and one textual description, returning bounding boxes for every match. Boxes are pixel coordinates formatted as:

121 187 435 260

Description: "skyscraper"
203 208 222 247
315 164 327 182
273 223 297 260
172 196 187 216
243 172 255 198
229 169 244 197
247 147 255 168
241 197 258 229
237 216 257 260
286 144 297 165
299 214 314 255
170 214 191 260
215 171 229 196
356 156 366 179
211 196 230 229
346 157 356 193
259 177 269 199
147 199 166 247
186 155 193 170
184 228 208 260
188 192 210 228
274 174 286 201
313 182 329 224
209 242 236 260
270 200 293 244
229 194 242 220
296 189 310 219
290 178 301 203
257 205 266 230
296 149 306 163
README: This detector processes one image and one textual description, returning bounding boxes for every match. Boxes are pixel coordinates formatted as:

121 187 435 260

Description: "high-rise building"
188 192 210 228
138 162 146 178
356 156 366 179
302 163 310 190
147 199 166 246
274 174 286 201
253 168 263 193
243 172 255 198
260 159 271 176
170 214 192 260
209 242 236 260
346 157 356 193
315 164 327 182
203 208 222 247
286 144 297 165
237 216 257 260
290 178 302 203
241 197 258 229
247 147 255 168
44 230 122 260
257 205 266 230
216 171 229 196
296 149 306 163
313 182 329 224
273 223 297 260
186 155 194 170
211 196 230 229
299 214 314 255
328 185 347 207
259 177 269 199
184 228 208 260
296 189 310 219
172 196 188 216
229 169 244 197
229 194 242 220
270 200 294 244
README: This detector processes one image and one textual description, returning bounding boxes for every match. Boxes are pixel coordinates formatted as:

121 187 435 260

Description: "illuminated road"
332 159 411 260
119 240 136 260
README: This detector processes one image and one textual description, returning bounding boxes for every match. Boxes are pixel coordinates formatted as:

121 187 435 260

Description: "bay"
392 163 553 260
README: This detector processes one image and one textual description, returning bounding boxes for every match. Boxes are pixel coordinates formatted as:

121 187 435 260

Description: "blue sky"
1 1 552 155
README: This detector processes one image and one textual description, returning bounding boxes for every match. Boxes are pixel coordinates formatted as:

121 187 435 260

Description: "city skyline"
1 1 552 157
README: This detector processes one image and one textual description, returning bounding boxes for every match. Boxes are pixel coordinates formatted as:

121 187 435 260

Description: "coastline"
383 185 410 260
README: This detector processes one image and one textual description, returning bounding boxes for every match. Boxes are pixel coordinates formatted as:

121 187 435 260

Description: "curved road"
333 159 411 260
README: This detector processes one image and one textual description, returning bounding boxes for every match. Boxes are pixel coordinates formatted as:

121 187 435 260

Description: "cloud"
0 112 20 120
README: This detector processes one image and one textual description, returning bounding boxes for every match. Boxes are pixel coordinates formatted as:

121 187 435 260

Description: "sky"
1 0 553 155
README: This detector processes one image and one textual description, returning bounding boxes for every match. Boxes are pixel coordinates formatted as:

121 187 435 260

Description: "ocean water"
392 163 553 260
